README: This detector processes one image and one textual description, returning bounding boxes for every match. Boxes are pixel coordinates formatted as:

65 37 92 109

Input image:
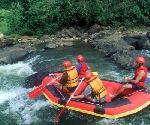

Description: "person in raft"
76 54 90 78
112 56 148 98
71 71 111 103
54 60 79 93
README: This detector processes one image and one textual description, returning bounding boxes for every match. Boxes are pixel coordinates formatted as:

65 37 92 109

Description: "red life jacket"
79 63 88 77
133 66 147 86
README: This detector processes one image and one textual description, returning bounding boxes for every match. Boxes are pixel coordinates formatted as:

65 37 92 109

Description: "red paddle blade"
28 85 46 99
54 108 66 123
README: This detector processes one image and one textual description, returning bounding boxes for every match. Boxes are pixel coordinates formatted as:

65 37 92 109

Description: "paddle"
28 74 62 99
54 77 85 123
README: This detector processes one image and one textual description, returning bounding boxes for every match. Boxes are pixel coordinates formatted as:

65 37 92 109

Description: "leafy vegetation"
0 0 150 35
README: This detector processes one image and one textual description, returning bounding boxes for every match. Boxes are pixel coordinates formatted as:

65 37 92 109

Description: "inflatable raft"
27 72 150 118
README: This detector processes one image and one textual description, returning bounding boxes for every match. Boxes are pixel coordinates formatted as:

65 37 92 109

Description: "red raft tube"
29 72 150 119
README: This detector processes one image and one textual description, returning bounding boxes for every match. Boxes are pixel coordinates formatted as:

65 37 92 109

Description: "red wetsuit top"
133 66 147 87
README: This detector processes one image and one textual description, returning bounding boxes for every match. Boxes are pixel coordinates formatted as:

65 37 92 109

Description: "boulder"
18 36 43 46
45 43 58 49
88 24 101 34
146 32 150 39
0 46 29 64
0 37 17 48
123 35 150 50
88 30 139 69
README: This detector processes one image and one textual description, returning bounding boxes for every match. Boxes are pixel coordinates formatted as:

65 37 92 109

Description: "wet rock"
0 37 17 48
45 43 58 49
88 30 138 69
0 46 29 64
123 35 150 50
143 40 150 50
146 32 150 39
59 41 74 47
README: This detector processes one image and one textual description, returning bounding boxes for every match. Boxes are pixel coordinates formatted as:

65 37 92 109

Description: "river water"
0 43 150 125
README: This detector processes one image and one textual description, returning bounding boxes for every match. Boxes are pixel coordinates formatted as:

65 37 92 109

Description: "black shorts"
130 83 142 90
67 86 77 92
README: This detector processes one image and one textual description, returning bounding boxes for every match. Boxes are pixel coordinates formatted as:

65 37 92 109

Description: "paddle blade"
28 85 46 99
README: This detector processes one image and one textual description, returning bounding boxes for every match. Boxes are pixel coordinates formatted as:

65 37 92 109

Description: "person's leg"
54 83 69 93
112 84 133 98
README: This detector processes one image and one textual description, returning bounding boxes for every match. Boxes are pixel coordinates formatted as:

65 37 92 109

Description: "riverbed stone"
0 37 17 48
123 35 150 50
45 43 58 49
0 46 29 64
146 32 150 39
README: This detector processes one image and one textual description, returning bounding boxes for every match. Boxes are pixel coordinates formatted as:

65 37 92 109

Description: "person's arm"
59 72 68 85
125 70 145 84
71 95 84 99
52 72 68 85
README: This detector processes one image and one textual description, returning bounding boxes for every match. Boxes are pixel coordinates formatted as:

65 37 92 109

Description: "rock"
60 41 74 47
123 35 150 50
18 36 43 46
45 43 58 49
146 32 150 39
0 37 17 48
61 37 79 42
142 40 150 49
84 39 88 43
88 24 101 34
0 47 29 64
0 33 4 39
88 30 138 69
56 27 82 38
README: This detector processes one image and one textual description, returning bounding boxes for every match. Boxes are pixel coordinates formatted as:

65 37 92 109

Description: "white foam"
0 87 27 104
8 98 49 125
1 87 50 125
38 57 66 64
141 50 150 57
96 118 123 125
25 55 40 65
0 62 35 77
0 55 41 77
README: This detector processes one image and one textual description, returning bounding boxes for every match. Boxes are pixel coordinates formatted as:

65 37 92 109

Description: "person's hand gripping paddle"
54 77 84 123
28 74 62 99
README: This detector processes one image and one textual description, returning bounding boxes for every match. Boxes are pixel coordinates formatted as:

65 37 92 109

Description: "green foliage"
0 0 150 35
0 9 10 33
6 3 24 34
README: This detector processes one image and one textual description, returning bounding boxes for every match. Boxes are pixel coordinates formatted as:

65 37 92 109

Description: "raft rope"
117 87 150 100
130 87 150 95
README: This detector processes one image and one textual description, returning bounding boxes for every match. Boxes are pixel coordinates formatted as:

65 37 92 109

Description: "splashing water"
1 87 50 125
0 56 52 125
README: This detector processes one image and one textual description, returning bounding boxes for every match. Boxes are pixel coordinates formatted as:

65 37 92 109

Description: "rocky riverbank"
88 25 150 69
0 27 83 64
87 25 150 69
0 25 150 69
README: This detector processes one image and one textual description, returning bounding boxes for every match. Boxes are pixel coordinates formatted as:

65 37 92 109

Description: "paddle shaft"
54 77 84 123
28 74 62 99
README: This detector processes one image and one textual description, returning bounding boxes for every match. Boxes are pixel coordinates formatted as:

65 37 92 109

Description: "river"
0 43 150 125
